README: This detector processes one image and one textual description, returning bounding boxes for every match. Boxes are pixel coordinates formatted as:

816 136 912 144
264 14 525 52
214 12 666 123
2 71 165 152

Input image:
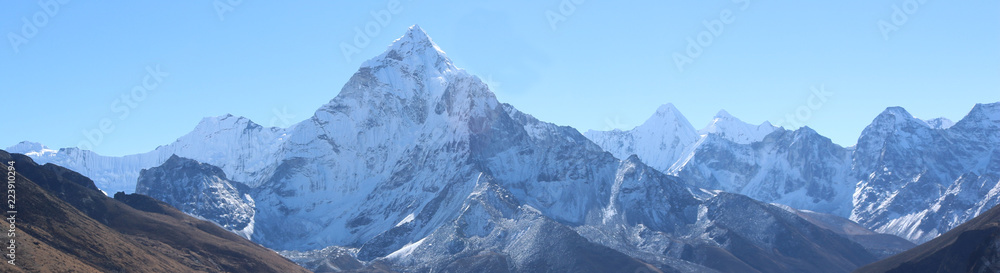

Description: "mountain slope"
854 203 1000 273
136 154 256 238
0 149 309 273
852 103 1000 243
775 204 916 259
671 127 855 216
366 173 664 273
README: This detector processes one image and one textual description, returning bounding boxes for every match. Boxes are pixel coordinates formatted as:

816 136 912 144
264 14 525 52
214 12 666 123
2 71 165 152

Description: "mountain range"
585 102 1000 245
8 25 997 272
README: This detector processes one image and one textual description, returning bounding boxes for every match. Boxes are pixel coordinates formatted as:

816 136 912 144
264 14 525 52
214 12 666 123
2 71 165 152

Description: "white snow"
697 109 778 144
396 213 415 227
5 115 290 194
384 237 426 260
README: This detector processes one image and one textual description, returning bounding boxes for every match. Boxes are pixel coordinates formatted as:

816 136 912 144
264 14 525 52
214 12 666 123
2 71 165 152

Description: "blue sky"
2 1 998 156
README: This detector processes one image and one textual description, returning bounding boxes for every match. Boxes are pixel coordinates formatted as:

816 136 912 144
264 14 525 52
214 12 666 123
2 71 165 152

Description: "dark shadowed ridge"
854 203 1000 273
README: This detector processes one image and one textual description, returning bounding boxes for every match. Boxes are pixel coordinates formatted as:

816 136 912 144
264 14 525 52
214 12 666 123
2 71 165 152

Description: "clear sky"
2 1 998 156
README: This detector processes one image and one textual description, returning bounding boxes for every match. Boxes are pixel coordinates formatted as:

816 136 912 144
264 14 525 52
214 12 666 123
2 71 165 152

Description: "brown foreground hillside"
0 150 310 273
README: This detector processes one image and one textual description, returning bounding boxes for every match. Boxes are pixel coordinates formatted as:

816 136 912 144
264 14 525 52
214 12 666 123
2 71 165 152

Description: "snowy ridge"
6 141 58 157
589 100 1000 244
852 102 1000 243
586 107 854 217
698 109 778 144
6 114 289 194
584 103 700 174
923 117 955 129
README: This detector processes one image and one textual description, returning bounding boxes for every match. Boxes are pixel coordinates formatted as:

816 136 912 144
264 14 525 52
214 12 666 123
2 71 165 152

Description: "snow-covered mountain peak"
698 109 778 144
922 117 955 129
873 106 923 126
394 24 434 48
655 103 682 116
713 109 735 119
193 114 270 134
361 25 454 76
857 106 934 140
954 102 1000 129
583 103 700 170
948 102 1000 144
328 25 479 113
6 141 44 152
5 141 56 156
635 103 696 132
851 102 1000 243
969 101 1000 117
791 126 820 138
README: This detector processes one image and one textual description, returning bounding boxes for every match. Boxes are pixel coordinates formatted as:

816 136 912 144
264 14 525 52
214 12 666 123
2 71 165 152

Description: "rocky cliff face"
852 103 1000 243
136 154 256 239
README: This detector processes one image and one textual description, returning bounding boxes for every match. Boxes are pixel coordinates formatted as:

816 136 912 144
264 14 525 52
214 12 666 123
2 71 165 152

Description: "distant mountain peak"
952 101 1000 138
637 103 695 131
362 24 453 72
399 24 432 45
870 106 926 130
7 140 46 153
192 114 269 133
655 103 681 115
793 125 819 135
6 141 58 157
963 102 1000 123
880 106 912 117
699 109 778 144
153 154 229 180
922 117 955 129
714 109 735 119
